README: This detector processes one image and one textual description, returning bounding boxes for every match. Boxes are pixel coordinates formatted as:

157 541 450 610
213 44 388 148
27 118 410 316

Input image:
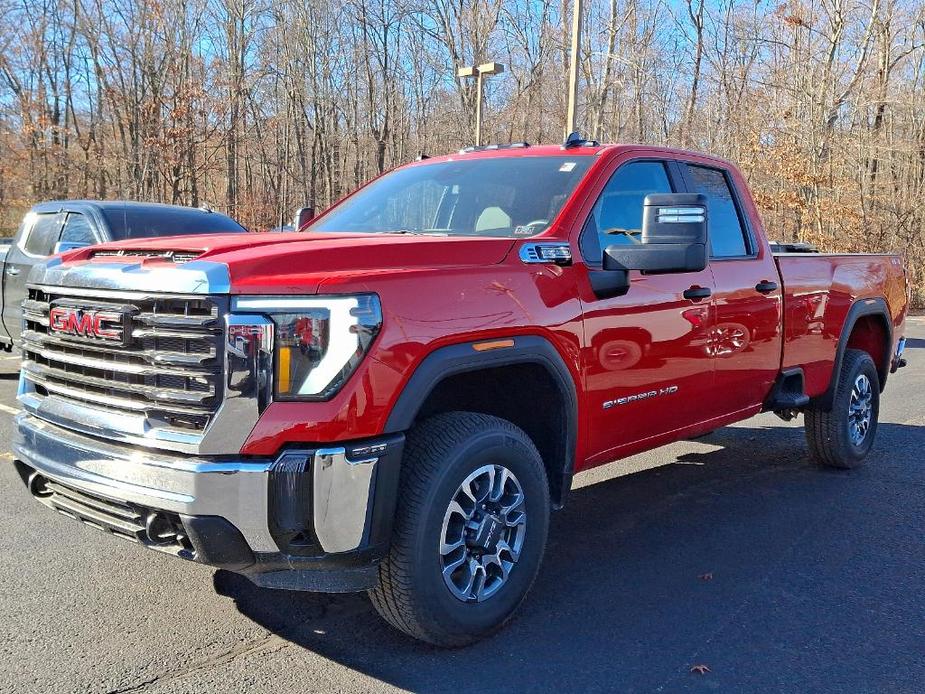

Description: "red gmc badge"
48 306 127 344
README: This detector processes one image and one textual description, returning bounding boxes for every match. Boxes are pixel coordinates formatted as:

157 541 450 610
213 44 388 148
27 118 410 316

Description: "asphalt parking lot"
2 318 924 694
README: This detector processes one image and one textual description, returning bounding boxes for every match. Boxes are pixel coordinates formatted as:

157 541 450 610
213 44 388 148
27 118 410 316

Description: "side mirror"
53 241 90 255
292 206 315 231
602 193 708 274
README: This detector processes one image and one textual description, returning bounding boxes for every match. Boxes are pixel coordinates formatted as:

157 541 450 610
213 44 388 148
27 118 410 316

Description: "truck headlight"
232 295 382 400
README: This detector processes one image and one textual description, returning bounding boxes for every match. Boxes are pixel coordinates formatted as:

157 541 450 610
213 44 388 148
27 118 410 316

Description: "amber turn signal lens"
277 346 292 393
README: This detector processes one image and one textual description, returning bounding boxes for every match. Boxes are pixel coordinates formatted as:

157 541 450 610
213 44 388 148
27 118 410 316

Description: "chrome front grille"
21 287 226 435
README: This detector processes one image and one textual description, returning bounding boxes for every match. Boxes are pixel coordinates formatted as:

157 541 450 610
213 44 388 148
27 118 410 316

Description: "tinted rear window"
102 207 246 240
683 165 749 257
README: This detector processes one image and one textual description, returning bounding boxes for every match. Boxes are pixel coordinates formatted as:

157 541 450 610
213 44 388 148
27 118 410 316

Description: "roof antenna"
563 131 599 149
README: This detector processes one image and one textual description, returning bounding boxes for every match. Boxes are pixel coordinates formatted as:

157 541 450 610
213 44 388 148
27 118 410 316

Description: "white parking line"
0 402 19 416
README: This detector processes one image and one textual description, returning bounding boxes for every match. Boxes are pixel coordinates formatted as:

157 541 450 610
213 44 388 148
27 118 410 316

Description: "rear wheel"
805 349 880 469
369 412 550 647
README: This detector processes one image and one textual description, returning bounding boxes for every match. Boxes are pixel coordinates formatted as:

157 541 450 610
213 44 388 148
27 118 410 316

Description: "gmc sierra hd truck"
12 138 909 647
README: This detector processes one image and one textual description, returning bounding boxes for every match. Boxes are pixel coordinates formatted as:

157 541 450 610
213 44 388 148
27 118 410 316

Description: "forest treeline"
1 0 924 302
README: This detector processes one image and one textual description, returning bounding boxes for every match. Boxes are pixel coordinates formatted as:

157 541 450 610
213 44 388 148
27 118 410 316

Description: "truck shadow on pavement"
213 421 925 692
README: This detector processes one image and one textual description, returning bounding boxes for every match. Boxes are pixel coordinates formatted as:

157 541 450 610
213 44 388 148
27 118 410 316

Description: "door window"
60 212 96 246
22 213 64 256
683 165 749 257
580 161 673 263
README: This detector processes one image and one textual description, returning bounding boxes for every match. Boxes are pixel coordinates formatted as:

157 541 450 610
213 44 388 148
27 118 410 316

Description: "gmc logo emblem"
48 306 126 343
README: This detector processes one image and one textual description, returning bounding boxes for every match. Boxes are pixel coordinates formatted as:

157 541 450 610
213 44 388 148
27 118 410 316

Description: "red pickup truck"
12 139 909 646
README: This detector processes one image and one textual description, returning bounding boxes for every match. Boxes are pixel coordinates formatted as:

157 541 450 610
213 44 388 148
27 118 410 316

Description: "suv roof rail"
458 142 531 154
562 131 600 149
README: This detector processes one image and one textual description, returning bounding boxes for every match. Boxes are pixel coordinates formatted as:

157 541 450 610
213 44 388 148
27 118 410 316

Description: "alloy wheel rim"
848 373 873 446
439 463 527 603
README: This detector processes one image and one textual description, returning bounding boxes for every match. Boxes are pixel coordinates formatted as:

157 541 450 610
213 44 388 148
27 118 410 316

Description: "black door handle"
683 286 712 300
755 280 778 294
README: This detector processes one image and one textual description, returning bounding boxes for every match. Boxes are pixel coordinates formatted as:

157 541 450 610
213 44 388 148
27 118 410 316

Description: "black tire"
369 412 550 647
805 348 880 469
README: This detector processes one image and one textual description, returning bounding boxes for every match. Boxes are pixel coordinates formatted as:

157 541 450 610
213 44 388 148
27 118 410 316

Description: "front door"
576 159 717 465
3 211 65 342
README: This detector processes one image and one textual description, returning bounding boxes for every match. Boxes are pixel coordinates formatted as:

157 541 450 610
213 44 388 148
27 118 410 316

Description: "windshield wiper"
378 229 449 236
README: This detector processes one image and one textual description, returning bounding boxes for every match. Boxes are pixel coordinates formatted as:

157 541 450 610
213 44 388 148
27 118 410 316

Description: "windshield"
309 156 594 238
102 207 246 240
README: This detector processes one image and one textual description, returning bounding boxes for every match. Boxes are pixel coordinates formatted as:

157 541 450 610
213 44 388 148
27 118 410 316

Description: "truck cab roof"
409 142 737 167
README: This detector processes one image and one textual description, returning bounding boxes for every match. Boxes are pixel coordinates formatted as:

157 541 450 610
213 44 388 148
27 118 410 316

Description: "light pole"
565 0 583 135
457 62 505 146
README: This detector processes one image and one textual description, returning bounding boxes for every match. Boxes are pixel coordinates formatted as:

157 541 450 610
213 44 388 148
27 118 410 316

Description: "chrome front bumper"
13 413 401 557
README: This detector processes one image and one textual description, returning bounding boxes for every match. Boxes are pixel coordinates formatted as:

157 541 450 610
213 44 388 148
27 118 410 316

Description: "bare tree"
1 0 924 301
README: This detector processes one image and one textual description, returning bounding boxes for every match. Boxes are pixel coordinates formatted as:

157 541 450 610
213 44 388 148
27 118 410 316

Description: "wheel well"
414 363 571 506
846 314 889 387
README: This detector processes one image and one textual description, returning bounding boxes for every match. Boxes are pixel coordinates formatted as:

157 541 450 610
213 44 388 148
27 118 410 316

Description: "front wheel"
805 348 880 469
369 412 550 647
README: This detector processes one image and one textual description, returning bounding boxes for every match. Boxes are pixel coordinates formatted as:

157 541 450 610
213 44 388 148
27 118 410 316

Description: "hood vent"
92 249 202 263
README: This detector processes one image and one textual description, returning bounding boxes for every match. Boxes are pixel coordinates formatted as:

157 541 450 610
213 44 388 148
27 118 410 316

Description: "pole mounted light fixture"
457 62 505 147
565 0 583 136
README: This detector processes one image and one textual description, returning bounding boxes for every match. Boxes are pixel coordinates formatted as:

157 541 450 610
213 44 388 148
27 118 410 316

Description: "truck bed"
775 253 908 398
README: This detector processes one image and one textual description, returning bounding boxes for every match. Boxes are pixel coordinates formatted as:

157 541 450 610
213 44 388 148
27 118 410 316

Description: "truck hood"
36 232 516 295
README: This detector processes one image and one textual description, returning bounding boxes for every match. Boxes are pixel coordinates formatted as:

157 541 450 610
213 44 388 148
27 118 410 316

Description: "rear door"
677 161 783 415
3 211 65 342
576 157 716 463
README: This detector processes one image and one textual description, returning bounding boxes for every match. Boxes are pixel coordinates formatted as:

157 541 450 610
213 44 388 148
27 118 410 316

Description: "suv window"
580 161 673 263
61 212 96 246
683 165 749 257
22 213 64 256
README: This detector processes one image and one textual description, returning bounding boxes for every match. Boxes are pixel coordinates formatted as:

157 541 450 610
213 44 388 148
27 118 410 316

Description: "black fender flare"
816 297 892 411
383 335 578 507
